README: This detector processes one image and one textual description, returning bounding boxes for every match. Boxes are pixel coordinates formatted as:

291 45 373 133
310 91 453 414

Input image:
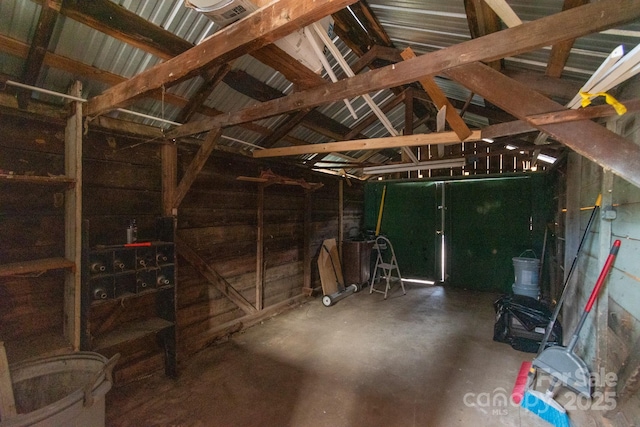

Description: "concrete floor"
106 285 600 427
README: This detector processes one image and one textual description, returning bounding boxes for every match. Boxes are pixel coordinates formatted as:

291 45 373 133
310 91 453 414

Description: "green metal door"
445 176 536 292
365 181 438 280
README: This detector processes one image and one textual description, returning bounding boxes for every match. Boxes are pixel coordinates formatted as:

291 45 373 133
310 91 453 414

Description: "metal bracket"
602 205 617 221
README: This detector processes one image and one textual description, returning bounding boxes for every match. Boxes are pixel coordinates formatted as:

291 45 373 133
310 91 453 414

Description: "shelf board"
0 173 75 186
4 333 73 363
0 257 75 277
93 317 174 351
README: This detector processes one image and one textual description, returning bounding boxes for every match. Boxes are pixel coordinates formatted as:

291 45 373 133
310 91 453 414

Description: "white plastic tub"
0 352 118 427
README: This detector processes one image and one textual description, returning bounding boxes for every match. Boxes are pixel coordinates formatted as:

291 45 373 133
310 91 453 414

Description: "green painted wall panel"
364 181 438 279
364 174 554 292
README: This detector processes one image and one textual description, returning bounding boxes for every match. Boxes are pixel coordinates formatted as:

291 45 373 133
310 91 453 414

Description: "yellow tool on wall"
375 185 387 236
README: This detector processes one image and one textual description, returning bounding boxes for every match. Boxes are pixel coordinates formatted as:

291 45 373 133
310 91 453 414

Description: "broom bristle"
521 389 571 427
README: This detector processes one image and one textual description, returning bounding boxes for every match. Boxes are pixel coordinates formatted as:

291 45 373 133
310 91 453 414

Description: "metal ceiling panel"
0 0 638 179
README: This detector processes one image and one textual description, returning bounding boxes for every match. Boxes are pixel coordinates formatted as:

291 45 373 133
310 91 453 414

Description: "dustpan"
532 346 591 396
530 240 621 398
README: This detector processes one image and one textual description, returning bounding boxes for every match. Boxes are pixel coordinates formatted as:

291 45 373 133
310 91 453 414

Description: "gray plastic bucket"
512 255 540 287
512 283 540 299
0 352 119 427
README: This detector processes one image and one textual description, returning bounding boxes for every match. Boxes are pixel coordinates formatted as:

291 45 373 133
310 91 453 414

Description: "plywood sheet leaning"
317 239 345 296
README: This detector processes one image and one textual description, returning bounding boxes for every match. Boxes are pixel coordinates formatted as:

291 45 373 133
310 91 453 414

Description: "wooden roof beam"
175 64 231 124
18 0 61 109
61 0 190 59
482 98 640 139
168 0 640 139
463 0 502 71
86 0 358 117
445 63 640 188
401 47 472 141
253 130 482 158
546 0 590 78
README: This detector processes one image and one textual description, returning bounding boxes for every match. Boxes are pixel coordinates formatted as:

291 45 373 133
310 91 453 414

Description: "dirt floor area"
106 284 602 426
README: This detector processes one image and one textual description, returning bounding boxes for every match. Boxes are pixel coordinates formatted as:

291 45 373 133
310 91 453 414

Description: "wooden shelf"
93 317 174 351
4 332 73 362
0 257 75 277
0 173 75 186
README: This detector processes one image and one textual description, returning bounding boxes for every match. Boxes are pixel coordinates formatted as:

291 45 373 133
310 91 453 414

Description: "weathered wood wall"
0 112 68 360
175 146 363 358
0 109 364 383
563 88 640 419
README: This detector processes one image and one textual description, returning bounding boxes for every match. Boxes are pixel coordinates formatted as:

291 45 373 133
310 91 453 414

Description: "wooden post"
563 152 582 333
256 184 265 311
303 190 312 295
339 180 344 260
64 80 82 350
162 143 178 216
596 123 617 389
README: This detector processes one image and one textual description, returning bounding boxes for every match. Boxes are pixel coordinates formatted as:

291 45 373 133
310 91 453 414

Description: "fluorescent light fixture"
506 144 517 150
401 278 436 285
482 138 494 143
537 153 557 164
364 158 465 175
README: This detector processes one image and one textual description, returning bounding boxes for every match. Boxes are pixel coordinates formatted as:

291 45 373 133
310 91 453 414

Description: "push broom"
521 239 621 427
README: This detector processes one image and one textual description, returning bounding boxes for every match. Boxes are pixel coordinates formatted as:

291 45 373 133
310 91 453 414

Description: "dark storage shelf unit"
88 242 175 301
82 217 177 380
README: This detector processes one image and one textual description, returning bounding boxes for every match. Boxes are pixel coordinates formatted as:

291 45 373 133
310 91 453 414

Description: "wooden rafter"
18 0 61 108
86 0 358 116
173 128 222 209
253 131 483 158
482 98 640 139
259 109 312 149
249 44 326 91
222 69 367 142
400 47 472 141
175 64 231 124
463 0 502 70
444 63 640 188
546 0 590 78
168 0 640 139
482 0 522 27
61 0 191 60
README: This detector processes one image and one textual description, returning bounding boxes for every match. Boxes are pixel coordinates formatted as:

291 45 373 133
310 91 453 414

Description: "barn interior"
0 0 640 426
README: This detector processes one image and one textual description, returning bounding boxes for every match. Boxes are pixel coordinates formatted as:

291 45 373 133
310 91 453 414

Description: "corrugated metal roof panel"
0 0 638 178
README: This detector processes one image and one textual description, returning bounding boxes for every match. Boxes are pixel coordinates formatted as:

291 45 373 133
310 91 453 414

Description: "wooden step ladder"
370 236 405 299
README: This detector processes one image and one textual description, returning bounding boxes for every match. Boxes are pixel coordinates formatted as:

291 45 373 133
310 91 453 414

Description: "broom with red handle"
521 239 621 427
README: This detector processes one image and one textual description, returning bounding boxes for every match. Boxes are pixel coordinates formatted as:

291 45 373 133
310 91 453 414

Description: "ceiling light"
506 144 517 150
537 153 557 164
482 138 494 143
363 158 465 175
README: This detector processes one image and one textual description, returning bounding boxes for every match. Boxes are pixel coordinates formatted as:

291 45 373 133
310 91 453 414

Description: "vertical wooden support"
404 88 416 178
303 190 312 295
339 180 344 260
256 184 265 310
596 170 613 387
563 152 582 332
596 124 617 388
162 143 178 216
64 81 82 350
